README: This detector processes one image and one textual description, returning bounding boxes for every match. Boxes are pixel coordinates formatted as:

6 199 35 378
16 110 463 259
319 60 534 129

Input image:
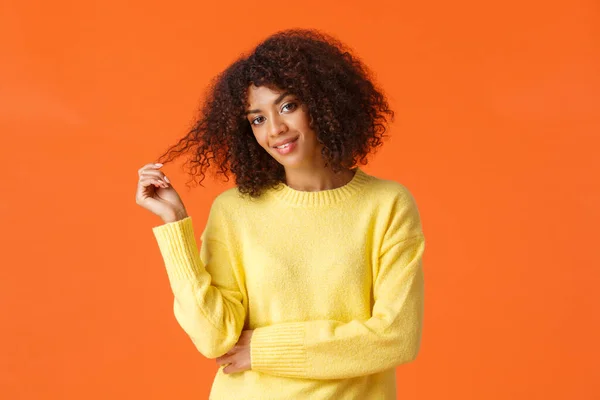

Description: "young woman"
135 28 425 399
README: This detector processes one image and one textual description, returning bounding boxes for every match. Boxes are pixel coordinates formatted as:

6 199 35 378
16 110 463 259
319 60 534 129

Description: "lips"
272 136 299 148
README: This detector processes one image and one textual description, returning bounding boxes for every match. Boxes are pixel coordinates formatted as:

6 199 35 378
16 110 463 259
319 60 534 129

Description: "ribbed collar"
267 167 372 207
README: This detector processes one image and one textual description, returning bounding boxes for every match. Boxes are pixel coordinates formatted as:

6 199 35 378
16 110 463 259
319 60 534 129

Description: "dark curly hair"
155 28 394 198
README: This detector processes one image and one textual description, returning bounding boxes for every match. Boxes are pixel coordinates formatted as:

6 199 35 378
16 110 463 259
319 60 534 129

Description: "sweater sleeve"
250 231 425 380
151 203 247 359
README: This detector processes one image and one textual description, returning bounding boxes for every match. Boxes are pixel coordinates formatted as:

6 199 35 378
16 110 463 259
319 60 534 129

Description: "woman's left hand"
215 329 254 374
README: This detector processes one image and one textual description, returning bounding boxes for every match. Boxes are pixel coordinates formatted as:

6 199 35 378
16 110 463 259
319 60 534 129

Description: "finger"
138 162 163 176
139 177 168 188
140 174 168 186
216 357 231 367
216 350 235 363
139 176 166 186
140 170 169 182
223 363 237 374
224 363 249 374
139 173 168 186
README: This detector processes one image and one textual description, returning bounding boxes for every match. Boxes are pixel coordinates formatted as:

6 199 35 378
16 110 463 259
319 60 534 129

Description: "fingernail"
164 176 171 183
155 163 163 167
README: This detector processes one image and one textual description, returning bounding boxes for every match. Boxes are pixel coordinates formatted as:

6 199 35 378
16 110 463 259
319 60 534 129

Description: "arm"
152 204 246 359
250 234 424 379
250 190 425 380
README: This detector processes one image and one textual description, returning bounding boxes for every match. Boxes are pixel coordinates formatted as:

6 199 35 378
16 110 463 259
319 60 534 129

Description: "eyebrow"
245 91 292 115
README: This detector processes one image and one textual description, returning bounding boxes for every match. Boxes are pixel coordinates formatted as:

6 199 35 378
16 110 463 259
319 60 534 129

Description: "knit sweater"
151 167 425 400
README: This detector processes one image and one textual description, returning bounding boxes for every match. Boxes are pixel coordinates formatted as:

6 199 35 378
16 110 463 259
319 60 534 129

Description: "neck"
283 165 356 192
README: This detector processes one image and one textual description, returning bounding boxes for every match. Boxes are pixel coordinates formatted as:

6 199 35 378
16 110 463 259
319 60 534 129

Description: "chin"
275 158 304 170
266 148 299 166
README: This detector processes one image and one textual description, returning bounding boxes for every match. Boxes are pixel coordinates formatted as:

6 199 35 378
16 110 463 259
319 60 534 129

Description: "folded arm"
250 233 425 380
152 212 246 359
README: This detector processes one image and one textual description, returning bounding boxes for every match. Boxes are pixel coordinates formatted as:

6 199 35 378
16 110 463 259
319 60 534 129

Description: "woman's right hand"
135 163 188 223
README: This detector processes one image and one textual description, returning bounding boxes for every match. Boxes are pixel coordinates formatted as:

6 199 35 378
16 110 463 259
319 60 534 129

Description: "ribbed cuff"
152 216 203 282
250 322 308 377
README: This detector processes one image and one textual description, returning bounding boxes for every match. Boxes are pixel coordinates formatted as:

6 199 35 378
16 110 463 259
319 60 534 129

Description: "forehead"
246 84 286 105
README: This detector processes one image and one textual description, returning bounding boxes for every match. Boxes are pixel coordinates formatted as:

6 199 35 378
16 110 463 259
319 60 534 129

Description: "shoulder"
201 187 250 241
210 186 266 216
214 186 245 204
361 171 424 236
209 187 244 213
363 171 420 209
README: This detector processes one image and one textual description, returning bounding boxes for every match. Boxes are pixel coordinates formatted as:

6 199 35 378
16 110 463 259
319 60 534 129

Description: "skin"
215 85 355 374
136 84 357 375
215 329 253 374
245 84 355 191
135 163 188 223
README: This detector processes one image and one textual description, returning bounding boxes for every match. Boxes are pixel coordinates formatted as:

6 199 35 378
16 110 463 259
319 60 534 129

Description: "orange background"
1 0 598 399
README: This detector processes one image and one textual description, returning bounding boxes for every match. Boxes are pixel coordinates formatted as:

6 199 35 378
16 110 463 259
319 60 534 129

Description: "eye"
282 102 297 112
251 116 265 126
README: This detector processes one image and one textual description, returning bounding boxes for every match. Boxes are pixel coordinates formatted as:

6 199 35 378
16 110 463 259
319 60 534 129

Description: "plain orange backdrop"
1 0 598 399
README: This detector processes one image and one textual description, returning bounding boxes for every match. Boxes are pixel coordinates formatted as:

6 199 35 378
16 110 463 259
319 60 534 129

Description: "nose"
267 114 288 138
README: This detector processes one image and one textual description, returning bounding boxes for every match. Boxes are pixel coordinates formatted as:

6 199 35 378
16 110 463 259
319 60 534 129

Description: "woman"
135 28 425 400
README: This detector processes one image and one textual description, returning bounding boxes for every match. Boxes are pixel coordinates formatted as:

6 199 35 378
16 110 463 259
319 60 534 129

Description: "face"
245 84 323 170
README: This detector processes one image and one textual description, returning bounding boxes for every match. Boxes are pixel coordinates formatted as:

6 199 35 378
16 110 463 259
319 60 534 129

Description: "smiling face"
245 84 324 171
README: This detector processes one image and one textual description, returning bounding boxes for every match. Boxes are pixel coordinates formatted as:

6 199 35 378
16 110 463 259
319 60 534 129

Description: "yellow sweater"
152 167 425 400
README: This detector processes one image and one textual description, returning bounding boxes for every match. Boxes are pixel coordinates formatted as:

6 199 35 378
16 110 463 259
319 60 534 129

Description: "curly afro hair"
155 28 394 198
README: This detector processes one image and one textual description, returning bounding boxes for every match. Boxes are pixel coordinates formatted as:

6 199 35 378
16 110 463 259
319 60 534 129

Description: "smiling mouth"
272 137 299 149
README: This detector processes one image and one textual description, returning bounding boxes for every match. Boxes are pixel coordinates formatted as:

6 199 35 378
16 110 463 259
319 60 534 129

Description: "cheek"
252 130 269 149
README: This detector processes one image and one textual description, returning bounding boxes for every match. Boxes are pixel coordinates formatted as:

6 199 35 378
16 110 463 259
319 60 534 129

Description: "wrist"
162 209 188 224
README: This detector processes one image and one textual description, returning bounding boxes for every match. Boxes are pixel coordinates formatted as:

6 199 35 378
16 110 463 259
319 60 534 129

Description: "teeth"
276 139 296 149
